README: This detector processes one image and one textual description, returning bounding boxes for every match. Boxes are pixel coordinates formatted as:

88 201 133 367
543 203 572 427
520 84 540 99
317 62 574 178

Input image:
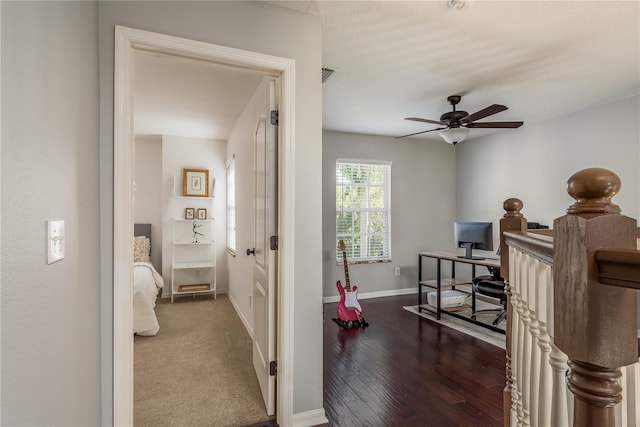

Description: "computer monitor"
454 221 493 260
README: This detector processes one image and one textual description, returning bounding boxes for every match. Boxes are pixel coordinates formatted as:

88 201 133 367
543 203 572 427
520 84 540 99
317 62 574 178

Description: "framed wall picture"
196 208 207 220
183 168 209 197
185 208 195 220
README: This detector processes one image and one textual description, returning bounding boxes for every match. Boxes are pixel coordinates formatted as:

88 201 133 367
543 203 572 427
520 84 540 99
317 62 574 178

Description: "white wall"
99 1 324 420
226 78 272 334
1 2 101 425
161 136 227 296
322 131 458 298
456 96 640 227
134 136 163 271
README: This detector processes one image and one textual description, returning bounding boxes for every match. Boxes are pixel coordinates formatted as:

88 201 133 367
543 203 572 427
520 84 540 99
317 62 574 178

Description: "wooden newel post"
553 168 638 427
500 197 528 427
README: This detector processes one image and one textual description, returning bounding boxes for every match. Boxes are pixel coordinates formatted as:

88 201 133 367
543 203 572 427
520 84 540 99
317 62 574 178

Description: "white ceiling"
134 1 640 143
134 51 263 139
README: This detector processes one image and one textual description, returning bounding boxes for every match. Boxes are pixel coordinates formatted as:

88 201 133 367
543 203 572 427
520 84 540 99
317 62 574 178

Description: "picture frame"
185 208 195 220
196 208 207 220
183 168 209 197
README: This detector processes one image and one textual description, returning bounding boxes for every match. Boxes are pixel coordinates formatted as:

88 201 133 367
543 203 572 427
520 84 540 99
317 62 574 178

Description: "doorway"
113 26 296 426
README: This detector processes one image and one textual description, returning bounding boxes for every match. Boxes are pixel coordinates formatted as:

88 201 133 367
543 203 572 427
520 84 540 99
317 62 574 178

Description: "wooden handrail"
528 228 555 237
503 230 553 266
595 248 640 290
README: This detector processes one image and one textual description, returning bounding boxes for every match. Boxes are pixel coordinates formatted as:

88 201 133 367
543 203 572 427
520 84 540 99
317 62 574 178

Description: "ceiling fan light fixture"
440 127 470 145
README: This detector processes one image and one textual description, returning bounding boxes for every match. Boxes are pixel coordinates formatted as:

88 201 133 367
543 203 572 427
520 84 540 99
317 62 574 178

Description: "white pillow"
133 236 150 262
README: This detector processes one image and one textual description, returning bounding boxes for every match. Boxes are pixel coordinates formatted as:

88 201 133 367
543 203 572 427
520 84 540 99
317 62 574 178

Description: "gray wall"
1 2 101 425
456 95 640 327
456 95 640 228
98 1 324 421
134 136 163 271
322 131 457 299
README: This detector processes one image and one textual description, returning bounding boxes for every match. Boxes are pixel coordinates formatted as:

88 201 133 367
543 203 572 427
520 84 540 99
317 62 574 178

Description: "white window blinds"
336 159 392 263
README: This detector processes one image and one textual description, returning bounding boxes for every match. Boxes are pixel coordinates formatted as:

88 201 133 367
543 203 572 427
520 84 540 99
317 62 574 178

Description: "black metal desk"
418 251 504 333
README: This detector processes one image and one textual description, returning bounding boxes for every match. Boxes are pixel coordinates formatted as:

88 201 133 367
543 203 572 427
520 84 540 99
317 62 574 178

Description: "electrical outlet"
394 266 400 276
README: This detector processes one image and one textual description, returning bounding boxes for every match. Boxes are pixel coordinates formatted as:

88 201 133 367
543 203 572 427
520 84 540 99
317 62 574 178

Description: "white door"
251 79 277 415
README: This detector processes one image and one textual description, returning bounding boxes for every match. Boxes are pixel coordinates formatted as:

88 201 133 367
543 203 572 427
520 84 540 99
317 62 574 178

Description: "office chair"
471 266 507 326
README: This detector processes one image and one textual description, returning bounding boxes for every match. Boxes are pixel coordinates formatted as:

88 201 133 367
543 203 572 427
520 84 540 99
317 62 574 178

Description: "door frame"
113 26 295 426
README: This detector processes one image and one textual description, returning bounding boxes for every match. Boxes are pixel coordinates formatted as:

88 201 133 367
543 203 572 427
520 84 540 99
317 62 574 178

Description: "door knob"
246 248 256 256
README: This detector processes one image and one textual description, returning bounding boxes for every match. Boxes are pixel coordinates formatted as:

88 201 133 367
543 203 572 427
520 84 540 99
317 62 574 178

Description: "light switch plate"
47 220 65 264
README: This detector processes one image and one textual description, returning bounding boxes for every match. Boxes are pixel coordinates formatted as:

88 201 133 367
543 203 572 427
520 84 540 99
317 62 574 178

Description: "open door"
250 79 278 415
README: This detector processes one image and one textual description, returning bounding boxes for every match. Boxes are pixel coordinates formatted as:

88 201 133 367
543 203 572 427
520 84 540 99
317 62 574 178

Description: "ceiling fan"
397 95 523 144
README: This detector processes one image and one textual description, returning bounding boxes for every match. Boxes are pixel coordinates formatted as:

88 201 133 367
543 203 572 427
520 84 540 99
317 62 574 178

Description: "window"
226 159 236 255
336 159 391 263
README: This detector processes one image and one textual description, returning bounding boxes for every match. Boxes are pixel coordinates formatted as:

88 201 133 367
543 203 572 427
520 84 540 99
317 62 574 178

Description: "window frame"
336 158 392 264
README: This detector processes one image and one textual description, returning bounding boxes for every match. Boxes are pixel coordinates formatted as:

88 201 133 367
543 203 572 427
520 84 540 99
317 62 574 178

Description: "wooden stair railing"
500 167 640 427
595 249 640 290
499 197 528 426
554 168 638 427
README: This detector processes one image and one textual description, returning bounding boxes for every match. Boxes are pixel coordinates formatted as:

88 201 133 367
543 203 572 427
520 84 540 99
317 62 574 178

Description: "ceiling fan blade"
463 104 508 123
405 117 446 126
466 121 523 128
395 127 447 138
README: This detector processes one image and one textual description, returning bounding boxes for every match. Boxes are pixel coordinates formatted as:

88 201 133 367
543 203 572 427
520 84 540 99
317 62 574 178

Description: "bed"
133 224 164 336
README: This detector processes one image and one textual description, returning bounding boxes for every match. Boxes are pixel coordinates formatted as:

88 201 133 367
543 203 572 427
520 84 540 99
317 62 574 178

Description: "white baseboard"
323 287 417 304
292 408 329 427
228 293 253 339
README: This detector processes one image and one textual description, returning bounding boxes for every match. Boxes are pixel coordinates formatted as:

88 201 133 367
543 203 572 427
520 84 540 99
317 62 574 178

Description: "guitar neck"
342 251 351 292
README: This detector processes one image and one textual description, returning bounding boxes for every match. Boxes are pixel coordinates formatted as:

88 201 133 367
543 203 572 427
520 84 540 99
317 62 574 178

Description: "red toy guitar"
333 240 368 329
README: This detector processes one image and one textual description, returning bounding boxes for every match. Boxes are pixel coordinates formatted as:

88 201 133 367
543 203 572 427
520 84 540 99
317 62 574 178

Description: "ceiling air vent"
322 67 336 83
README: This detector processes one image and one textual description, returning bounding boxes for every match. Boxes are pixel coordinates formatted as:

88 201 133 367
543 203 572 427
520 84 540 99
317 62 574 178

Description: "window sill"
338 259 391 266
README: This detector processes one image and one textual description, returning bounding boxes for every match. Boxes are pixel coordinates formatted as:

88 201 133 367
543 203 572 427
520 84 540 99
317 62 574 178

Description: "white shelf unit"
171 196 216 302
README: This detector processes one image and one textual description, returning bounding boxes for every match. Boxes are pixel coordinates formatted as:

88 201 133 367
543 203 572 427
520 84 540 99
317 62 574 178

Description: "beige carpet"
403 302 506 349
134 294 271 427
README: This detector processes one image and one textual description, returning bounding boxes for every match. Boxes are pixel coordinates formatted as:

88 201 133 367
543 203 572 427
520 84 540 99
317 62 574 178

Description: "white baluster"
516 252 526 426
536 263 553 426
509 248 520 425
537 324 553 426
549 343 570 427
621 361 640 426
510 279 522 424
520 252 532 427
566 378 574 427
527 258 543 427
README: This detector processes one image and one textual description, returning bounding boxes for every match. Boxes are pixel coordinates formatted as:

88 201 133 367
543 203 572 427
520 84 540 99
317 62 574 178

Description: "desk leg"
471 264 477 314
436 258 441 320
418 254 423 312
451 261 456 290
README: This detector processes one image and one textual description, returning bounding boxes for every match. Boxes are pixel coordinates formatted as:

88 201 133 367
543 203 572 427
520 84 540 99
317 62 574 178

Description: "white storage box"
427 290 468 309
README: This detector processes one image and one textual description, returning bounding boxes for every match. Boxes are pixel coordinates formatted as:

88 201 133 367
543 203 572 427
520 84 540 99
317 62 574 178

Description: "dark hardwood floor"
323 294 506 427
